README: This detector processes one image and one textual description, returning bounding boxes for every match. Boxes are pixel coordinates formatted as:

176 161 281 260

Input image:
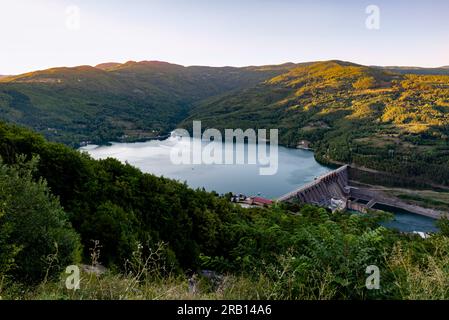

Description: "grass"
2 236 448 301
397 194 449 211
387 241 449 300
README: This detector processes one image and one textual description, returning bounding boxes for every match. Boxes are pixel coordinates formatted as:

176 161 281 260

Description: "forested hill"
375 66 449 76
0 63 448 297
1 60 449 185
1 121 448 300
0 61 294 146
184 60 449 186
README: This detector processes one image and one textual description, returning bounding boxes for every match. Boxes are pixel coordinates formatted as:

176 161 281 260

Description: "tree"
0 156 81 282
80 201 139 266
0 209 20 278
437 217 449 236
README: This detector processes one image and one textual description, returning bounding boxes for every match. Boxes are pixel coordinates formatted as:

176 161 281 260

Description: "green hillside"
1 60 449 185
376 66 449 76
0 121 448 299
0 61 293 146
184 61 449 185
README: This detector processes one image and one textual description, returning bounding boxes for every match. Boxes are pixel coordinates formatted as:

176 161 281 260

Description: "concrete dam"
278 165 446 219
278 165 350 211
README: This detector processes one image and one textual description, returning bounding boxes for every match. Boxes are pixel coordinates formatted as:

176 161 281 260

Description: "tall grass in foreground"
1 237 447 300
386 239 449 300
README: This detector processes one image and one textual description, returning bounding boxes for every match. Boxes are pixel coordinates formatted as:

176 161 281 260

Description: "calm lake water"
80 135 331 199
80 135 438 233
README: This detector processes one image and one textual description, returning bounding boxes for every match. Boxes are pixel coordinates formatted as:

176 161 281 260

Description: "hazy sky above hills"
1 0 448 74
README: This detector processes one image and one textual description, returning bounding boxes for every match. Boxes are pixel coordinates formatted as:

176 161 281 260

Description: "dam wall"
278 165 448 219
278 165 349 208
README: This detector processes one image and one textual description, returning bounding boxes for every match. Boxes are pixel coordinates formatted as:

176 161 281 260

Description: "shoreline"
78 134 449 214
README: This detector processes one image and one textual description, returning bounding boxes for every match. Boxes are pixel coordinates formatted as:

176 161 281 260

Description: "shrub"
437 217 449 236
353 76 377 90
0 156 81 283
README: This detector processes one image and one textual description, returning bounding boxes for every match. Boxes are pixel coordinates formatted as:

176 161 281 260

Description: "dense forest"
1 60 449 299
0 122 448 299
184 61 449 186
1 60 449 186
0 61 292 147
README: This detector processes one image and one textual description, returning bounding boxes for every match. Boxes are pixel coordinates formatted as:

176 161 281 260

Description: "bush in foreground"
0 156 81 283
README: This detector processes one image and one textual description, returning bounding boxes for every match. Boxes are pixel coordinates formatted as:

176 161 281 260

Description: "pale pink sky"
1 0 448 75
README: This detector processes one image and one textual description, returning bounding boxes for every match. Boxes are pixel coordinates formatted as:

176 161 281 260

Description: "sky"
0 0 448 75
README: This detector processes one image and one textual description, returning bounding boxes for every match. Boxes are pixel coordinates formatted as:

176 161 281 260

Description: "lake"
80 135 438 233
80 135 331 199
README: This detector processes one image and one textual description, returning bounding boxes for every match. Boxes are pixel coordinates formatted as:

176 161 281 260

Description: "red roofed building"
250 197 273 207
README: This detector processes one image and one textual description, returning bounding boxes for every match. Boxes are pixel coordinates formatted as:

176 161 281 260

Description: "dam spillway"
277 165 350 210
278 165 446 219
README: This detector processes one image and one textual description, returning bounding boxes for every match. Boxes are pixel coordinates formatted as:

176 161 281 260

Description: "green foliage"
2 60 448 185
80 202 139 267
0 121 448 299
199 205 395 299
0 62 291 147
437 217 449 236
0 156 81 283
0 207 20 277
185 61 449 185
0 121 236 271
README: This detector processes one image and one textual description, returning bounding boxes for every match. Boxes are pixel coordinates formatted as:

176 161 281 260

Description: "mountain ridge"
5 59 449 78
374 65 449 75
184 60 449 185
1 59 449 185
0 61 296 146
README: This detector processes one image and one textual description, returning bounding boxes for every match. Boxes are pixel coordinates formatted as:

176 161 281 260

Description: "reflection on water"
80 136 441 233
80 135 331 199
